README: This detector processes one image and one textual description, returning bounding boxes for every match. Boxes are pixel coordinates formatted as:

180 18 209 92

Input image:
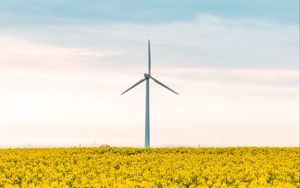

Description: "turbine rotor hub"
144 73 151 79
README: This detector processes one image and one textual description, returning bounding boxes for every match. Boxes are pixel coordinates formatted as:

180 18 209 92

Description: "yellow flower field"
0 147 299 187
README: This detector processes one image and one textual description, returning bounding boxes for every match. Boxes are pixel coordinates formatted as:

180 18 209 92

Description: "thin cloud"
1 14 297 70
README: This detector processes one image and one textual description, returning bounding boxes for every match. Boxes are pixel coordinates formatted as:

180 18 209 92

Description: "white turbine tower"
121 40 179 148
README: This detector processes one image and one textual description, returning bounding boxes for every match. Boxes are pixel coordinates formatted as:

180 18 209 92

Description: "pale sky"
0 0 299 147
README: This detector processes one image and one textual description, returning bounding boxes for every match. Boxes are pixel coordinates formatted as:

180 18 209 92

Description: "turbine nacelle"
144 73 151 79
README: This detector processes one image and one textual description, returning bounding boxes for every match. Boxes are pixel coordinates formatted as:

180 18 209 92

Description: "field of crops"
0 147 299 187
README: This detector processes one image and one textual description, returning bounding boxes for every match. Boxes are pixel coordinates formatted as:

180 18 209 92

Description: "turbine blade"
150 76 179 95
148 40 151 74
121 78 146 95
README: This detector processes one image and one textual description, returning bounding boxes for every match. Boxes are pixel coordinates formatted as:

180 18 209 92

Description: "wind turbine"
121 40 179 148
